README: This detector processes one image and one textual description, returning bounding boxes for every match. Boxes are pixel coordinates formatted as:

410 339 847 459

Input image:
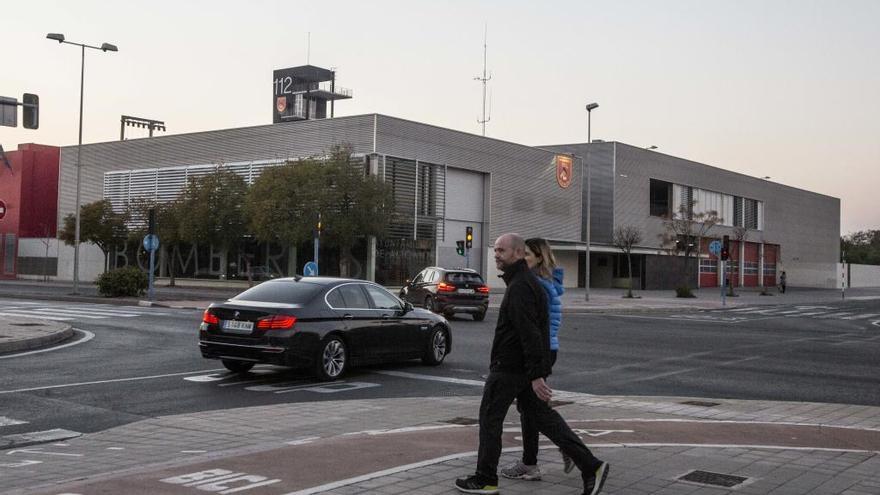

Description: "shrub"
675 286 696 298
97 266 148 297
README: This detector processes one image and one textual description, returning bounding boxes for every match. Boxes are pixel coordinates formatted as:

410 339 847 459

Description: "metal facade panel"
539 142 614 244
613 143 839 265
374 116 582 243
58 115 376 224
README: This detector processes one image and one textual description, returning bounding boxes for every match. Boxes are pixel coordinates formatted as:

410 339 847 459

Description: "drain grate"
678 470 749 488
680 400 721 407
442 417 479 425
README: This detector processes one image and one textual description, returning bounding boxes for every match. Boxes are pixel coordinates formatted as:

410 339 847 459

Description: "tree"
178 168 249 277
841 230 880 265
612 225 643 298
246 144 395 277
659 203 721 296
59 199 129 273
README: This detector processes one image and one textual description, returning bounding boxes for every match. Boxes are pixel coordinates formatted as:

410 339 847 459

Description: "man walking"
454 233 609 495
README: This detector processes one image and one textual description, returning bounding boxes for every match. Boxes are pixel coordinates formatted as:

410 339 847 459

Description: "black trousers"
518 350 557 465
475 369 601 483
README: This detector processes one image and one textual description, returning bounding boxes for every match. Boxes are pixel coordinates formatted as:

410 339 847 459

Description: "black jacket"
490 258 551 380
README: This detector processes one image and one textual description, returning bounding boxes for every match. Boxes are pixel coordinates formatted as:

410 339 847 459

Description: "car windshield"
445 272 483 284
232 280 323 304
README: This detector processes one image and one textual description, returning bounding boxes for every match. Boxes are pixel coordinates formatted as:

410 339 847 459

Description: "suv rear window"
444 272 484 284
232 280 323 304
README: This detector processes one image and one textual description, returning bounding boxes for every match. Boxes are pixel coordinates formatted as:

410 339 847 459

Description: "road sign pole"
721 260 726 307
148 248 156 301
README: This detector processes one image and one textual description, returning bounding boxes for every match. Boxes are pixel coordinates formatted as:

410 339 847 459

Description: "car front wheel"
315 336 348 381
222 359 254 374
422 327 449 366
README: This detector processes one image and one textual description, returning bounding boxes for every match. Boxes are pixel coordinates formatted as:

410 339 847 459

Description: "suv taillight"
476 285 490 294
257 315 297 330
202 309 219 325
437 282 456 292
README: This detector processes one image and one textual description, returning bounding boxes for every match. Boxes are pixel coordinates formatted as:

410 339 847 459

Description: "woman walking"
501 237 573 481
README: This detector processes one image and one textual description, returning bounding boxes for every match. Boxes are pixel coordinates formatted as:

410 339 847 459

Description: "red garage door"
763 244 779 287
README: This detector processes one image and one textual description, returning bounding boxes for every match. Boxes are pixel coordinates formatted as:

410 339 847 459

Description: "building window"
699 258 718 274
650 179 672 217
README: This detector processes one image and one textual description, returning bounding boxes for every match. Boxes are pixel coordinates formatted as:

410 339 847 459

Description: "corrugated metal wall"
375 116 583 243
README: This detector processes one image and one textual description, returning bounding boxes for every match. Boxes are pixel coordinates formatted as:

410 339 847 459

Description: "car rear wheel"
222 359 255 374
422 327 449 365
315 336 348 381
473 310 486 321
423 296 435 312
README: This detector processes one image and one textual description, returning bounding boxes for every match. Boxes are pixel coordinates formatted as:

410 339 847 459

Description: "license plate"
222 320 254 333
458 288 474 294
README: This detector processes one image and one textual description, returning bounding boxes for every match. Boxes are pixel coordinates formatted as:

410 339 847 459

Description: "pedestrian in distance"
455 233 609 495
780 271 787 294
501 237 572 481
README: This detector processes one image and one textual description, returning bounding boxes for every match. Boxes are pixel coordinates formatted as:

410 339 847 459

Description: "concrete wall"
848 264 880 288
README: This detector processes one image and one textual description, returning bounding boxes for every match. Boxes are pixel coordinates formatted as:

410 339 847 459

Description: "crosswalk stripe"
792 311 830 316
726 307 761 312
0 416 27 427
30 308 140 318
841 314 880 320
0 311 74 321
817 312 855 318
23 309 108 319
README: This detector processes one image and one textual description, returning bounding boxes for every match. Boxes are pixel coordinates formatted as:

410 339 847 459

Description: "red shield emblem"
276 96 287 113
556 155 573 189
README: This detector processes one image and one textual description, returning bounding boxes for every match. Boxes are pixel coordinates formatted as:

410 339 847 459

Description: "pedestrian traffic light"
721 235 730 261
22 93 39 130
456 240 465 256
465 226 473 249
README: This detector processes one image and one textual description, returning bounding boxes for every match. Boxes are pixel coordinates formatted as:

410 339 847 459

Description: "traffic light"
721 235 730 261
147 208 156 235
465 226 473 249
22 93 38 129
456 240 465 256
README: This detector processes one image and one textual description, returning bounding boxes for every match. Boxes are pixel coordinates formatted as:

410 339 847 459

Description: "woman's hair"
525 237 556 280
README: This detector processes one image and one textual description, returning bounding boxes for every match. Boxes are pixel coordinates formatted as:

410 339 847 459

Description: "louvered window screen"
380 156 446 241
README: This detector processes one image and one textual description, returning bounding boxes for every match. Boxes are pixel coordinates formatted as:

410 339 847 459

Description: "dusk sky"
3 0 878 235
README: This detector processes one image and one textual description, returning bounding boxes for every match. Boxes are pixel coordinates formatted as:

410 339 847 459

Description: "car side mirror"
403 301 414 313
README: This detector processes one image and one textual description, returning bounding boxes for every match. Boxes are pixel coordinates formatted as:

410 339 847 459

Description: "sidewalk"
3 393 879 494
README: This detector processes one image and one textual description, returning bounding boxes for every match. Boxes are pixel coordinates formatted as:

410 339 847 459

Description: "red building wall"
0 143 60 278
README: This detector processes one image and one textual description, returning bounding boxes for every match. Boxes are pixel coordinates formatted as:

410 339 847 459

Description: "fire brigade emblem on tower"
276 96 287 113
555 155 573 189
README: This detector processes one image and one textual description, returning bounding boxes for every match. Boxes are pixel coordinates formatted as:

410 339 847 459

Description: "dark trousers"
518 350 557 465
475 369 601 483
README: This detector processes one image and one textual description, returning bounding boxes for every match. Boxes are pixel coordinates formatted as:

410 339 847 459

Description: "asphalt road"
1 297 878 438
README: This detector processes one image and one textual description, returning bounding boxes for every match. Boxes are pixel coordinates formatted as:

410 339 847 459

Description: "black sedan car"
199 276 451 381
399 267 490 320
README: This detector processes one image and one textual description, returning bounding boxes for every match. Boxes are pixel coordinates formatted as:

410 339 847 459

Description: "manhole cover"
678 470 749 488
442 417 479 425
680 400 721 407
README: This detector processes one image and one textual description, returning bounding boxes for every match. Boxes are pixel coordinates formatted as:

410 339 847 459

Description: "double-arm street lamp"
46 33 118 294
584 102 599 301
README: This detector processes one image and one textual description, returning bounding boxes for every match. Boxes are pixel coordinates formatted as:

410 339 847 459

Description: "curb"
0 324 73 355
0 429 82 450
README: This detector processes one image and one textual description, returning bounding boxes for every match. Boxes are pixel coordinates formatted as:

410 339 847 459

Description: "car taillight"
257 315 297 330
202 309 219 325
476 285 490 294
437 282 456 292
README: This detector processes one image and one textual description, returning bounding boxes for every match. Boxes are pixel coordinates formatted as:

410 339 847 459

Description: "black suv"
399 267 489 321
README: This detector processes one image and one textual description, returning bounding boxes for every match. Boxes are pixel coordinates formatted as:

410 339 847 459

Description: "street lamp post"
47 33 118 294
584 102 598 301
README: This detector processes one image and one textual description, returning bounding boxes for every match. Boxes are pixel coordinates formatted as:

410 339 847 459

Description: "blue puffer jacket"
535 267 564 351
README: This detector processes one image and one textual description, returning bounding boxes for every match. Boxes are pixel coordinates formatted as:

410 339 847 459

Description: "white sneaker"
501 460 542 481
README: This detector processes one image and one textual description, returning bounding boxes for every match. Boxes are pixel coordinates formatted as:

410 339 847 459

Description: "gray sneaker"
501 460 542 481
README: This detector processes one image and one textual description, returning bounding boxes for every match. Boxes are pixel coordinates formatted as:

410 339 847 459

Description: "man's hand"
531 377 552 402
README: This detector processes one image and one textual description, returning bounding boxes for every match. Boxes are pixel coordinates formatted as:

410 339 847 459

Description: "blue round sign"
303 261 318 276
709 240 722 256
143 234 160 252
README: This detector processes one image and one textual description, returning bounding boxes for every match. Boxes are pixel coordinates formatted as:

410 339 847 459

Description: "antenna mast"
474 24 491 136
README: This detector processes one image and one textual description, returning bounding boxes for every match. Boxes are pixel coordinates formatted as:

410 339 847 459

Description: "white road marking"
0 311 73 321
0 329 94 360
0 367 224 394
0 416 27 427
841 313 880 320
31 308 141 318
372 369 486 386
